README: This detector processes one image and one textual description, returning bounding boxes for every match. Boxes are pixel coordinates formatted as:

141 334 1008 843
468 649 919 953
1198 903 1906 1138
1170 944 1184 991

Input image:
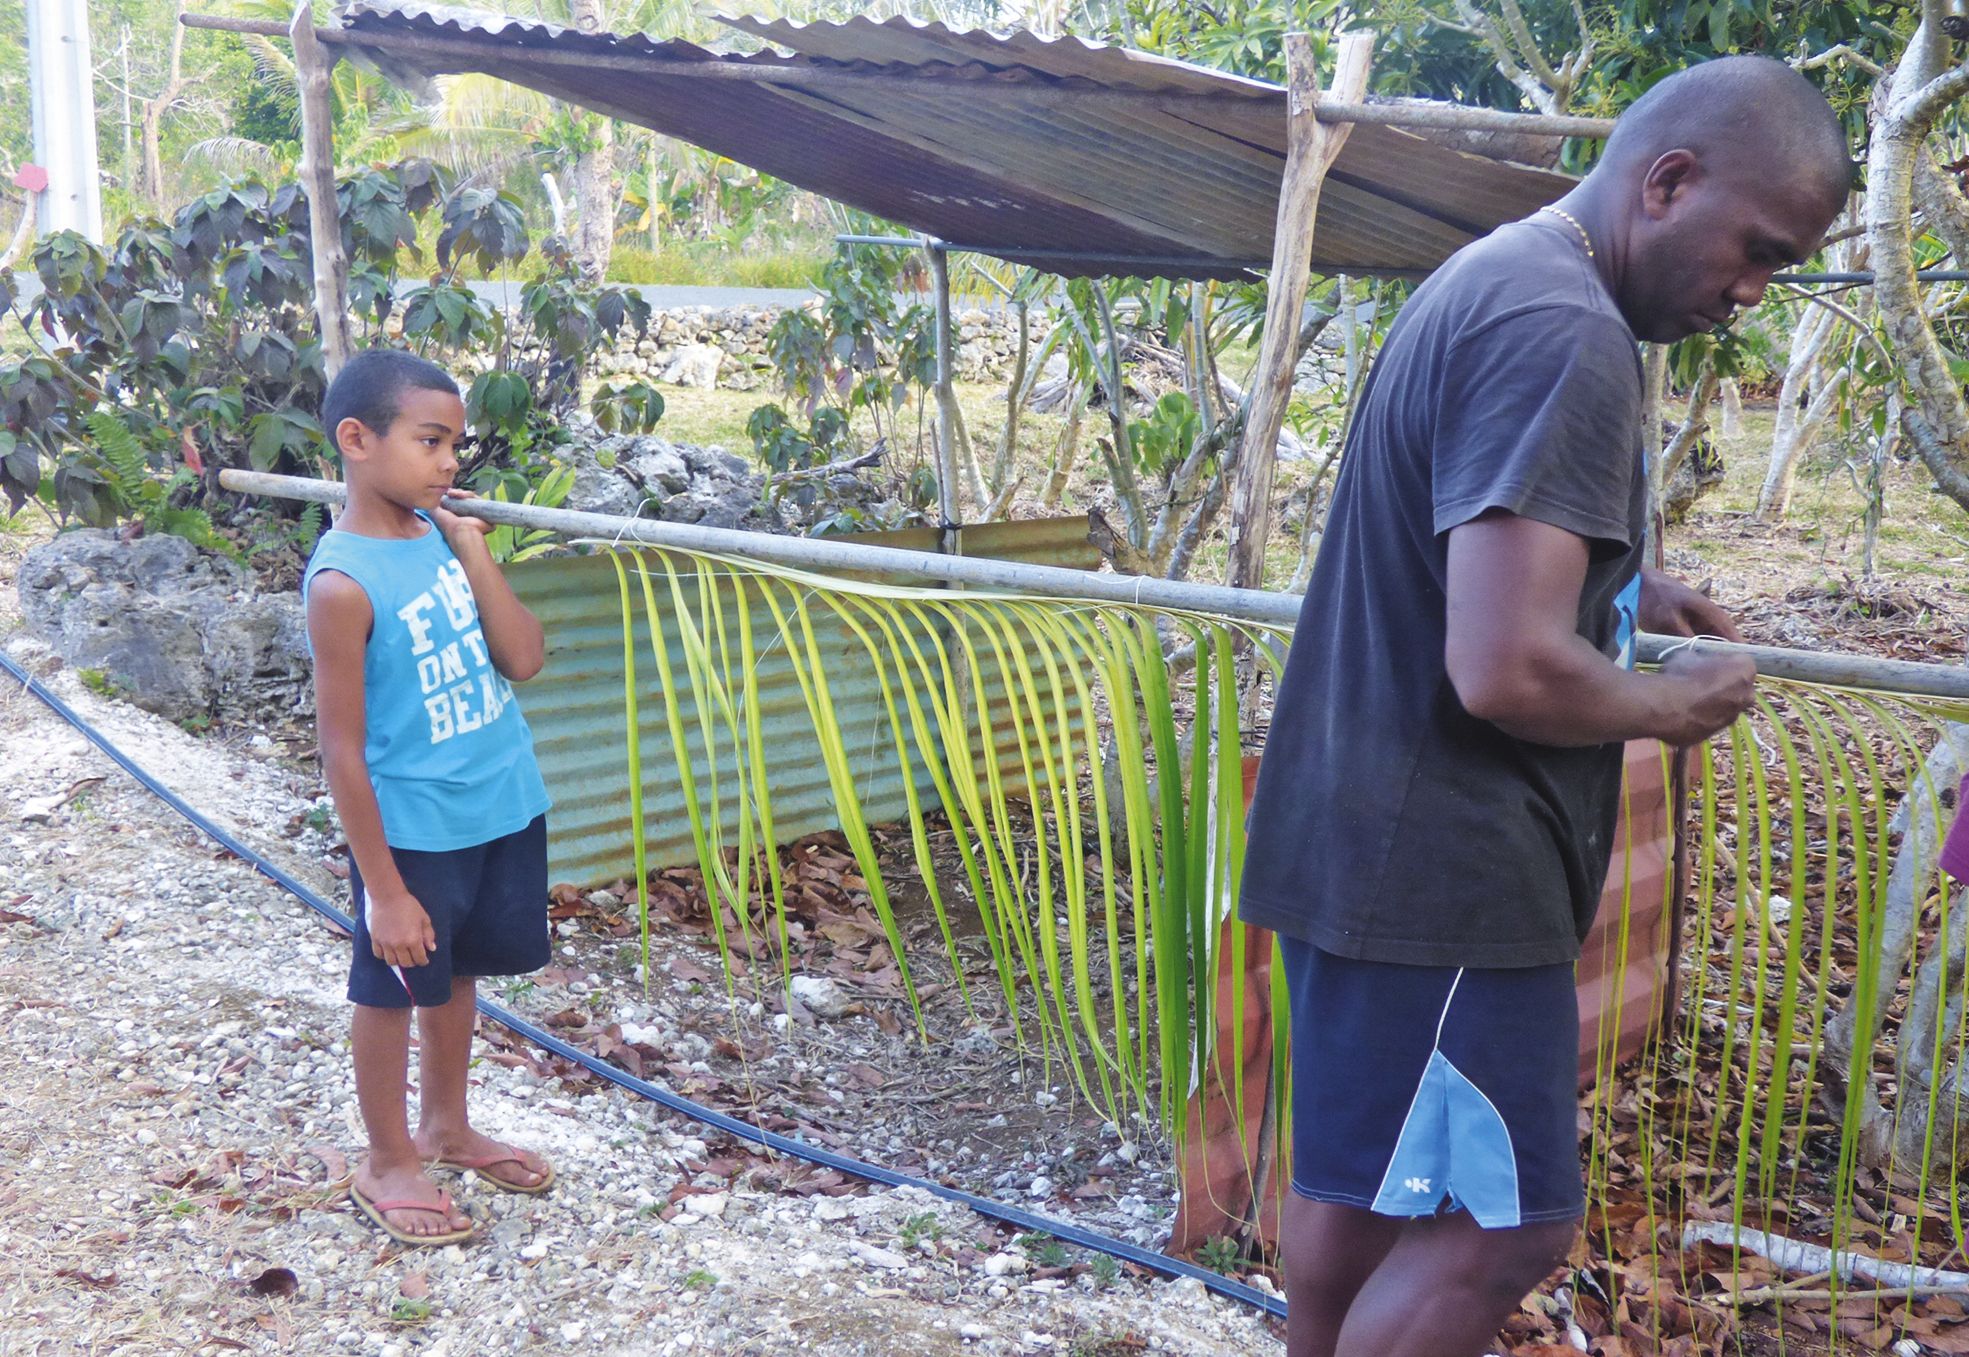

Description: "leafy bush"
747 245 934 474
0 161 664 537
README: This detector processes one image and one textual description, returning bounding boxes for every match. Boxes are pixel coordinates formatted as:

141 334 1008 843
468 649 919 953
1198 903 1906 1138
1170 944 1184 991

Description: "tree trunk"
1658 362 1719 491
292 3 351 387
1040 390 1084 510
1754 304 1841 521
1862 393 1899 577
1639 345 1667 560
1719 378 1744 438
139 4 190 208
981 299 1033 519
1657 364 1721 524
647 137 662 252
1223 32 1372 593
1866 17 1969 511
567 0 615 281
1822 720 1969 1167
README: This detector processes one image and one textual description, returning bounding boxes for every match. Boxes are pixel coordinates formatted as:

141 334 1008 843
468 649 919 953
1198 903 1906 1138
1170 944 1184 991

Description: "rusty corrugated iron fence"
509 515 1102 886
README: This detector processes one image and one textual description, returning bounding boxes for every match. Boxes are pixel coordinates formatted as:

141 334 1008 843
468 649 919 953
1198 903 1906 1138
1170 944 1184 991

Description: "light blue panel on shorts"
1443 1059 1522 1228
1370 1052 1453 1217
1369 1052 1523 1227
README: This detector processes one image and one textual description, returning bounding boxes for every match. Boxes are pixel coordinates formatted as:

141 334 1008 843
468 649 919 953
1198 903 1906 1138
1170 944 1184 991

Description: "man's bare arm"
1443 511 1756 748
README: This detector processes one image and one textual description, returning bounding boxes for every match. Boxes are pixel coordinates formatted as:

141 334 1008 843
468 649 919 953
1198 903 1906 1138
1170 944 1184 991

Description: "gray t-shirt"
1237 217 1647 968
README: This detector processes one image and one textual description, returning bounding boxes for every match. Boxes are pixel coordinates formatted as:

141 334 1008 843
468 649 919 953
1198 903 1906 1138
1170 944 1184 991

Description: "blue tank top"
303 514 551 851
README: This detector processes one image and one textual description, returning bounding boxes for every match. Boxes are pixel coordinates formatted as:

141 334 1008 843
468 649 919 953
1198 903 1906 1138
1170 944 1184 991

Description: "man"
1237 56 1852 1357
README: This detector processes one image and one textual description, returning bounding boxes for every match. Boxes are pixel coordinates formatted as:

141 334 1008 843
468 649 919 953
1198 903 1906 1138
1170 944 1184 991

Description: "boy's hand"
433 488 493 553
368 889 437 968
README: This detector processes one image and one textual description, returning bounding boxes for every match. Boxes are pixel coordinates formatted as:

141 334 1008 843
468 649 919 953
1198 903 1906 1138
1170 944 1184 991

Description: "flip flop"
348 1183 475 1247
434 1149 556 1195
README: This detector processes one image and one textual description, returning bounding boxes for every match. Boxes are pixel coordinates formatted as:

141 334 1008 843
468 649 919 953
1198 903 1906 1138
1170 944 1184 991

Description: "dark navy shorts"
1281 937 1585 1228
348 814 550 1009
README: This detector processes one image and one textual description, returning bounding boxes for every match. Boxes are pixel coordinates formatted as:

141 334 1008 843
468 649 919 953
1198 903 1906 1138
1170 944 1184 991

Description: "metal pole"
835 234 927 249
928 240 961 553
226 467 1299 620
219 469 1969 701
25 0 104 242
1774 270 1969 284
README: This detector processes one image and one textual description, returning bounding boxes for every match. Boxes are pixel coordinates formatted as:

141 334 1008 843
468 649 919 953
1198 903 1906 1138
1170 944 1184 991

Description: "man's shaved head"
1602 55 1853 200
1559 55 1852 342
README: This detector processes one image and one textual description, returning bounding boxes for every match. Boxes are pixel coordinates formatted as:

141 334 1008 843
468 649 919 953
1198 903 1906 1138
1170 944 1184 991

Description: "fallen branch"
1681 1222 1969 1295
768 448 883 484
1725 1282 1969 1305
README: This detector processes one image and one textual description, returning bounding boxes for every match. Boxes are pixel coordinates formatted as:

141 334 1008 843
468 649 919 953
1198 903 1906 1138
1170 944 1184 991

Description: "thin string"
605 497 661 550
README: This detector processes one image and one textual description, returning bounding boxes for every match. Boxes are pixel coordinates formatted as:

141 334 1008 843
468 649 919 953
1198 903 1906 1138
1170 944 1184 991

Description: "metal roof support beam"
1225 31 1373 599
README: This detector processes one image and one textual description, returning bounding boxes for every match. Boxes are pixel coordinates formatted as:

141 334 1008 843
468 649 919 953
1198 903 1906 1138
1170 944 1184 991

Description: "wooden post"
1222 31 1373 594
292 2 352 383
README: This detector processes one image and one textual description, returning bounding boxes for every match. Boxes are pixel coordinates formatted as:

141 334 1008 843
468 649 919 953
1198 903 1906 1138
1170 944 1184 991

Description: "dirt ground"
0 523 1281 1357
5 397 1968 1357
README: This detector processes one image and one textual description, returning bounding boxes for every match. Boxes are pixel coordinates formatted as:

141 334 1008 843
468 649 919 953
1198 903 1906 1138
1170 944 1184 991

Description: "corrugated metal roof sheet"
337 2 1574 279
509 517 1101 887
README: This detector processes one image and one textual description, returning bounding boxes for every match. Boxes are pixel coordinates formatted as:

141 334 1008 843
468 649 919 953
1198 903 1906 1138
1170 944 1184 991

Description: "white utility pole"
26 0 104 241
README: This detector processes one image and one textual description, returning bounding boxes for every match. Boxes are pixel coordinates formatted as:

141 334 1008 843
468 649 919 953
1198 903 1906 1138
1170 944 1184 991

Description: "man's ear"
1640 149 1698 220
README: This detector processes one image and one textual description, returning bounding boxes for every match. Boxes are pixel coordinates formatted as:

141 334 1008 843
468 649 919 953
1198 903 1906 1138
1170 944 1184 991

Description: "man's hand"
1638 567 1742 642
367 888 437 969
1654 644 1759 747
433 488 493 553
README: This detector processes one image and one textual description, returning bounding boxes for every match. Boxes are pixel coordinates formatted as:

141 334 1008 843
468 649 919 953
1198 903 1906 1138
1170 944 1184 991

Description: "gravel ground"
0 528 1282 1357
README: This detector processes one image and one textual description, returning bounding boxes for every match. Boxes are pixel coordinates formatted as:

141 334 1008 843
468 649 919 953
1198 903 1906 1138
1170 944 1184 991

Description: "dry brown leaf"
247 1267 297 1298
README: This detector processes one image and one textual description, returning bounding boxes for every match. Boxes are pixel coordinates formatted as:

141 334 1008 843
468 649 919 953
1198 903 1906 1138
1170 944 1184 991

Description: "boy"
304 349 556 1245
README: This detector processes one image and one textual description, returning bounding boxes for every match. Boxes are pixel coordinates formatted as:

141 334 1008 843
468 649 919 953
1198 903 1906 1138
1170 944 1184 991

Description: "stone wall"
455 303 1046 394
19 533 311 725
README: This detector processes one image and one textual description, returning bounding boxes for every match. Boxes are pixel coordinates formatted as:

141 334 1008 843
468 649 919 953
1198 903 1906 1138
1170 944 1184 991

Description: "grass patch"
607 242 825 290
389 1298 433 1325
1674 405 1969 588
78 668 126 700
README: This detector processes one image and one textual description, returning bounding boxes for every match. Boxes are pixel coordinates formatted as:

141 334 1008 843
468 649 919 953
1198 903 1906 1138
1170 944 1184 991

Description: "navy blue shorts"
1281 937 1584 1228
348 814 550 1009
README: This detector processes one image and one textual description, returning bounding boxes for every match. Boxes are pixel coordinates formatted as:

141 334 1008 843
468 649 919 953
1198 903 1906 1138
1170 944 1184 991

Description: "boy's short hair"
322 349 461 455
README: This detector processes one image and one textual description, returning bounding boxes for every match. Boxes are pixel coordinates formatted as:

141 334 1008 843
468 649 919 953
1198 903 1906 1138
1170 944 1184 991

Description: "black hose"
0 647 1286 1320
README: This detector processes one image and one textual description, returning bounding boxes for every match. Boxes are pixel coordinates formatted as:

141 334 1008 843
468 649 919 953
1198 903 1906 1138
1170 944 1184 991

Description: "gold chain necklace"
1537 204 1595 259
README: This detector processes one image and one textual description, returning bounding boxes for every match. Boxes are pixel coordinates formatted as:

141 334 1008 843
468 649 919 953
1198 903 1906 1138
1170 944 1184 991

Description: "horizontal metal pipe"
219 469 1304 624
1631 634 1969 701
224 469 1969 701
1773 270 1969 284
840 235 1426 280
